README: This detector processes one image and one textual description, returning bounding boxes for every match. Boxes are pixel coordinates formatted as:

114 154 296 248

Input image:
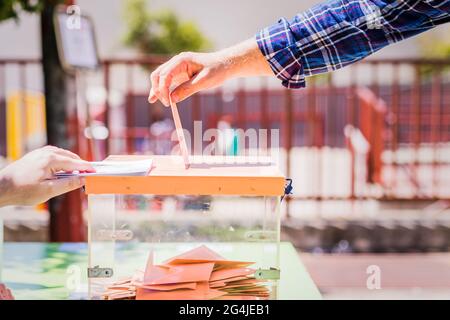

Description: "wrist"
217 38 272 79
212 49 241 81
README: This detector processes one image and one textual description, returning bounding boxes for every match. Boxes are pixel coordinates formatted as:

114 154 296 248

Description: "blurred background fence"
1 56 450 249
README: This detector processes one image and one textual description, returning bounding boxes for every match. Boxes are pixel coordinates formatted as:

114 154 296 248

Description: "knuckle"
150 71 159 82
152 87 161 95
159 73 167 82
160 74 171 86
43 145 56 151
46 153 57 163
178 51 192 60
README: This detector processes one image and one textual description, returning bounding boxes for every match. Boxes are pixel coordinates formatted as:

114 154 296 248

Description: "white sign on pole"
54 6 100 71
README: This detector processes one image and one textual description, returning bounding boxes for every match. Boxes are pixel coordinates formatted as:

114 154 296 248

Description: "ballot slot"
85 155 284 300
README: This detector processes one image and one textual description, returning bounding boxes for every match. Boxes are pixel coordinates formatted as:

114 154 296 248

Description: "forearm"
217 38 273 80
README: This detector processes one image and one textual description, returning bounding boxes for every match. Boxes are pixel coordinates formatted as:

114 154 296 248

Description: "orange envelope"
210 282 226 288
213 261 254 270
164 245 254 269
210 268 255 282
226 278 263 285
164 245 225 264
136 282 225 300
143 251 154 283
142 265 171 284
211 275 249 283
220 282 263 290
107 284 134 290
141 282 197 291
145 262 215 285
217 295 264 300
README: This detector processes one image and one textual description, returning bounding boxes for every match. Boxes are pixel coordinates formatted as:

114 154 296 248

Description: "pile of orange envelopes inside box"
102 245 270 300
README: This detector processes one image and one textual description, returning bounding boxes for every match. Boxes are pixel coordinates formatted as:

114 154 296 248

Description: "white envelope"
55 159 153 177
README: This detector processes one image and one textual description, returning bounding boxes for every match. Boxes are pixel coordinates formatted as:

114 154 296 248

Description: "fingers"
149 53 195 106
148 65 162 104
49 155 95 174
151 60 179 107
170 71 207 103
158 68 174 106
148 88 158 104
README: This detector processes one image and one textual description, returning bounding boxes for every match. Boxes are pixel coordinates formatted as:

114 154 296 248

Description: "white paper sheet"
55 159 153 177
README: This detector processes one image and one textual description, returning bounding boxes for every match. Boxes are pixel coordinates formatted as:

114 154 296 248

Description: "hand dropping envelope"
55 159 153 177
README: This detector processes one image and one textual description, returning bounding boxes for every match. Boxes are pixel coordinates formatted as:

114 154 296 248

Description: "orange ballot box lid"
85 155 285 196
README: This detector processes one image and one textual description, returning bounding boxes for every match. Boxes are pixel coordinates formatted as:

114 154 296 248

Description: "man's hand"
148 38 273 106
0 146 94 207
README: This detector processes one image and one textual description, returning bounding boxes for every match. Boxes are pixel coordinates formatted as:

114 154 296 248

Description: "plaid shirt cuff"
256 0 450 89
256 18 306 89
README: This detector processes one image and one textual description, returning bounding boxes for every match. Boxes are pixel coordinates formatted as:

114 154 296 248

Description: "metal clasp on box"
88 266 114 278
254 268 280 280
96 229 133 241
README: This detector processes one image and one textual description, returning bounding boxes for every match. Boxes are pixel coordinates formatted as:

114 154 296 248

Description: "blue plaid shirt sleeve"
256 0 450 89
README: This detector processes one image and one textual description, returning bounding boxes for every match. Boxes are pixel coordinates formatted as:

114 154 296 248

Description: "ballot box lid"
85 155 286 196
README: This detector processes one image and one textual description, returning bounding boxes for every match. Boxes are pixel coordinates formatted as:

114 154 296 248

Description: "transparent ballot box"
85 155 285 300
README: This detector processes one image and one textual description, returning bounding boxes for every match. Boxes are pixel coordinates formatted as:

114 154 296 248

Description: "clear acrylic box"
85 155 285 300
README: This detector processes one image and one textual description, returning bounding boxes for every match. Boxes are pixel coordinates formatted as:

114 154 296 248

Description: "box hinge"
96 229 133 241
254 268 280 280
87 266 114 278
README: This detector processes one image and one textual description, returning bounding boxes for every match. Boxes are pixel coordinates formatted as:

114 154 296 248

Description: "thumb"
170 72 207 103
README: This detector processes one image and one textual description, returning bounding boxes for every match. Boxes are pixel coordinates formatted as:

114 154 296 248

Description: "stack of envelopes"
102 245 270 300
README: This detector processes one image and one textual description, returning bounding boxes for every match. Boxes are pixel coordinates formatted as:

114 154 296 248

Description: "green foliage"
0 0 46 22
419 33 450 59
417 32 450 76
122 0 211 55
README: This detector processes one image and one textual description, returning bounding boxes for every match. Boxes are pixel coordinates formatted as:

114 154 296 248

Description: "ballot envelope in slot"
85 155 285 300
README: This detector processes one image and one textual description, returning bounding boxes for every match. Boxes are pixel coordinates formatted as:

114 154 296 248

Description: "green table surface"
0 242 321 300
